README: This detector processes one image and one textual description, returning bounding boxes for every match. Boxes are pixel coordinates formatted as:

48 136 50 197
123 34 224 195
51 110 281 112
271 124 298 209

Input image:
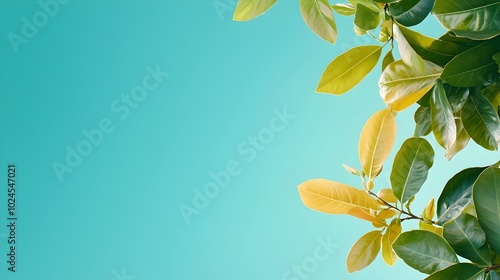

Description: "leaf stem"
486 264 500 273
368 191 430 223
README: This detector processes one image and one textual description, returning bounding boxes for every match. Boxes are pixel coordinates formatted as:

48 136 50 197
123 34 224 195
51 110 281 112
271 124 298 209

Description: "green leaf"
414 106 432 137
373 0 398 3
433 0 500 40
318 45 382 94
437 167 487 225
347 230 383 272
486 271 500 280
417 87 432 107
439 32 485 48
398 25 468 66
354 4 380 30
393 24 426 74
441 37 500 87
445 118 470 160
393 230 459 274
300 0 338 44
444 85 470 115
461 90 500 151
331 3 356 16
473 167 500 254
425 263 485 280
379 59 442 111
382 49 395 72
390 137 434 203
348 0 381 12
431 80 457 150
233 0 278 21
389 0 434 26
494 52 500 74
443 213 491 265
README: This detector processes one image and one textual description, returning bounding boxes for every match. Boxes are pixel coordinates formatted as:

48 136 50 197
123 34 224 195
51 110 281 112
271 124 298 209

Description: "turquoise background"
0 1 498 279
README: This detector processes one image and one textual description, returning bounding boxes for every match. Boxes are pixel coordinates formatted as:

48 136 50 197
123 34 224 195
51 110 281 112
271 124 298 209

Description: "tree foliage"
234 0 500 278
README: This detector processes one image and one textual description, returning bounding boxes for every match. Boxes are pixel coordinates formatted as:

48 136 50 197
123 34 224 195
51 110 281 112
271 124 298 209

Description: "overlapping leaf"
298 179 381 222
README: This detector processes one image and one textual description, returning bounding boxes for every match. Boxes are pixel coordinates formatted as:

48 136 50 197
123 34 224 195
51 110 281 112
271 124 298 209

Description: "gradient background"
0 1 498 279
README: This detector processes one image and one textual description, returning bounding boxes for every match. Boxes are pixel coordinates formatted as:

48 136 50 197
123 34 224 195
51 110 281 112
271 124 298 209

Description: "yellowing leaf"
378 208 399 220
419 221 443 236
359 109 397 180
347 230 383 272
423 198 435 221
342 163 362 176
393 24 426 74
298 179 381 222
233 0 278 21
300 0 338 44
377 188 398 203
382 219 402 266
317 45 382 94
379 60 442 111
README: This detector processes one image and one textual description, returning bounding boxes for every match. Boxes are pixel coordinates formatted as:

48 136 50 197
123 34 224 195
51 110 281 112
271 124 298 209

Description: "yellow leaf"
233 0 278 21
382 219 402 266
377 209 399 220
461 204 477 218
379 60 442 112
359 109 397 180
424 198 435 221
377 188 398 203
298 179 381 222
347 230 383 272
419 221 443 236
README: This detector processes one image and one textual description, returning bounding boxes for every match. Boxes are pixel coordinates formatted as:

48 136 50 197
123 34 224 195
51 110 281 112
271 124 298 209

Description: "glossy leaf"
437 167 487 225
425 263 485 280
298 179 381 222
398 25 467 66
393 24 426 74
331 3 356 16
389 0 434 26
354 3 380 30
300 0 338 44
441 37 500 87
377 188 398 204
487 271 500 280
473 167 500 254
382 49 395 72
461 90 500 150
233 0 278 21
431 80 457 150
379 60 442 111
444 85 470 115
347 230 383 272
445 118 470 160
382 219 401 266
359 109 397 180
494 52 500 73
390 137 434 203
317 45 382 94
433 0 500 40
393 230 459 274
414 106 432 137
443 213 491 265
